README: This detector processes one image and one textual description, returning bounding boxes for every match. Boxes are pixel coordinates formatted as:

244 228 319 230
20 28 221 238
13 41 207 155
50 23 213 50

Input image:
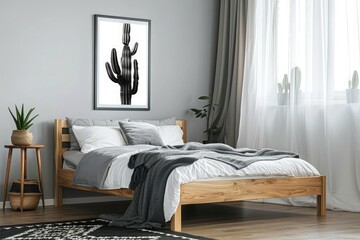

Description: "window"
276 0 360 101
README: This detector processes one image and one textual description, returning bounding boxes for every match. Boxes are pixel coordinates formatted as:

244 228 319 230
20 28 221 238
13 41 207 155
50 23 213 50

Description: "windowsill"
269 101 360 108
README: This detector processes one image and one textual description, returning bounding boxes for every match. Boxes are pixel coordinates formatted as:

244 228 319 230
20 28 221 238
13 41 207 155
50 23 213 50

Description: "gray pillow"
66 117 129 150
130 117 176 126
119 121 164 146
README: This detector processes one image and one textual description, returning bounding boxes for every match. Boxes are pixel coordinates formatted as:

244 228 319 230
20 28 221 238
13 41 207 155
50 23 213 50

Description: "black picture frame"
94 14 151 110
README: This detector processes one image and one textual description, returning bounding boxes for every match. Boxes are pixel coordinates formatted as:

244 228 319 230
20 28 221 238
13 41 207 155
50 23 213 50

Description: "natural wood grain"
58 169 134 198
176 119 187 142
0 201 358 239
3 145 45 212
20 149 25 212
54 118 188 207
171 203 182 232
4 145 45 149
54 119 326 233
62 135 70 142
317 176 326 216
2 148 13 210
24 149 27 179
36 148 45 209
180 177 323 204
54 119 66 207
171 176 325 231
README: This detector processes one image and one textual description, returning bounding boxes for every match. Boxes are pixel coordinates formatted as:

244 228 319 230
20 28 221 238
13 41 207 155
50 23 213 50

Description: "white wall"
0 0 219 200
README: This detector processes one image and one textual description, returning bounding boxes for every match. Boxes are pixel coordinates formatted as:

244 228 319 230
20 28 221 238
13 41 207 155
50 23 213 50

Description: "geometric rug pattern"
0 218 213 240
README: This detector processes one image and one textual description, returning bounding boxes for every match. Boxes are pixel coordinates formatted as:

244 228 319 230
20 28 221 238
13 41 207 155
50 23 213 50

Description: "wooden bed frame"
54 119 326 232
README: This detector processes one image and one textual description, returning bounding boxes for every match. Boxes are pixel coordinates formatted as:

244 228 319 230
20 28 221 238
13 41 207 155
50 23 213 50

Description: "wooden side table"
2 145 45 211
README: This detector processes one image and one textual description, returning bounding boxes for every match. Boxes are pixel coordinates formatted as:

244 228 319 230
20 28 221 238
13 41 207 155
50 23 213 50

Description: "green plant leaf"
23 123 33 130
15 105 23 129
190 108 201 114
195 112 203 118
9 104 38 130
24 107 35 125
198 96 210 100
8 107 19 129
202 104 210 108
21 104 25 126
191 95 220 134
25 114 39 128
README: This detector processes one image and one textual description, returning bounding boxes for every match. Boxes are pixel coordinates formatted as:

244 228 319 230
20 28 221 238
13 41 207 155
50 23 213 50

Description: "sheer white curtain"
238 0 360 211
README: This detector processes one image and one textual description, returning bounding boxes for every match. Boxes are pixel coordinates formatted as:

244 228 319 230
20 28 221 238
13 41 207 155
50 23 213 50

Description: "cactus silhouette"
278 74 290 93
291 66 301 91
349 70 359 89
105 23 139 105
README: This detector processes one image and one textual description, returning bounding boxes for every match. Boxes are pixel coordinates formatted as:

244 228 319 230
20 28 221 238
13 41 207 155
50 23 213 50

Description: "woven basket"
11 130 33 146
9 179 41 211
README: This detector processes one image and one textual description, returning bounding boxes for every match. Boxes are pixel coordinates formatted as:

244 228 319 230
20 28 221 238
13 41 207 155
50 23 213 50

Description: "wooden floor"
1 201 359 239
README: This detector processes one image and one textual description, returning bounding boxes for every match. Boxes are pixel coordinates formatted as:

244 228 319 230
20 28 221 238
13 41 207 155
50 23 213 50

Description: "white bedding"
99 145 320 222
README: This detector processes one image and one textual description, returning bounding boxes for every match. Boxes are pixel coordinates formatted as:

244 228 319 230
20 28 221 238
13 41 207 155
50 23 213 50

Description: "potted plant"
190 96 220 143
346 70 360 103
277 67 303 105
8 104 39 146
277 74 290 105
290 66 302 104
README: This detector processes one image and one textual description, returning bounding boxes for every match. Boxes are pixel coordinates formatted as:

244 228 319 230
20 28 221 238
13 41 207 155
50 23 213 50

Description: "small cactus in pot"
346 70 360 103
277 74 290 105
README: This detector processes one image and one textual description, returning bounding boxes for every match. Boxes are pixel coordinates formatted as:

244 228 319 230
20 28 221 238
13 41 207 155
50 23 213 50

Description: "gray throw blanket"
102 142 298 229
73 145 156 189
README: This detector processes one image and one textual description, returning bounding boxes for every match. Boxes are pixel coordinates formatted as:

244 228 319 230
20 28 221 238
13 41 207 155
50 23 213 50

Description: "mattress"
63 147 320 221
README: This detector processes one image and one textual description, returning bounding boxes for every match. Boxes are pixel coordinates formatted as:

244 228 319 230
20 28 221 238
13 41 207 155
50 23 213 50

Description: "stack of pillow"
67 117 184 153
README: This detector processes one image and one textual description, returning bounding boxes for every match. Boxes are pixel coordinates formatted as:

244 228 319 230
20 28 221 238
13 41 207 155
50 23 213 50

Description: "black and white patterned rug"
0 218 213 239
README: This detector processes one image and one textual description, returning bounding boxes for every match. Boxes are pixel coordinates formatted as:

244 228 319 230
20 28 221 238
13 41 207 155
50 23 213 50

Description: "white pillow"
72 125 127 153
157 125 184 146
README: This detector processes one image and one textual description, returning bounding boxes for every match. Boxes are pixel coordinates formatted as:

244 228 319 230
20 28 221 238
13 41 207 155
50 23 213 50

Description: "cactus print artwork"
105 23 139 105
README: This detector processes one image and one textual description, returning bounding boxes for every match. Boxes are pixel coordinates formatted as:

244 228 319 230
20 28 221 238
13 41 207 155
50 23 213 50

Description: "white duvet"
101 145 320 222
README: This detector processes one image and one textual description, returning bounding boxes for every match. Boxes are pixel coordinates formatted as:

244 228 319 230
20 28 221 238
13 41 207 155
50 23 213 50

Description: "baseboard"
0 196 125 209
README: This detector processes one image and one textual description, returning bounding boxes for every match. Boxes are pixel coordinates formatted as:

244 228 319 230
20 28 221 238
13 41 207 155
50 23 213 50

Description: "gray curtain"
209 0 247 147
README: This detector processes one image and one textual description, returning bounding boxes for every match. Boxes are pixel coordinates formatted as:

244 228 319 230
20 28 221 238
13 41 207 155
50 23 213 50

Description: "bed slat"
180 177 323 205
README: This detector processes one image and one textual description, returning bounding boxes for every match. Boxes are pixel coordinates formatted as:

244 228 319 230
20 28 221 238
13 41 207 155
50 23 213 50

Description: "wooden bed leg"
54 184 63 207
317 176 326 216
171 204 182 232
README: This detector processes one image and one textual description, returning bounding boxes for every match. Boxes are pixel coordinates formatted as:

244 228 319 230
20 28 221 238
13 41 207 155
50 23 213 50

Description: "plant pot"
11 130 33 146
9 179 41 211
346 89 360 103
292 91 304 105
277 93 289 105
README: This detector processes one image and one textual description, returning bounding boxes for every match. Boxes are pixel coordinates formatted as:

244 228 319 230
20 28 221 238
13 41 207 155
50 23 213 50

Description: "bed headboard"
54 119 187 169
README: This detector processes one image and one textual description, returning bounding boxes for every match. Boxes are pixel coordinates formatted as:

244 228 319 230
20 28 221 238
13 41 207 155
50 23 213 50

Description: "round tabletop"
4 144 45 149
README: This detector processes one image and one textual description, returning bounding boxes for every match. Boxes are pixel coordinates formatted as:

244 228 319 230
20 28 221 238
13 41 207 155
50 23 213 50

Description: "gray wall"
0 0 219 201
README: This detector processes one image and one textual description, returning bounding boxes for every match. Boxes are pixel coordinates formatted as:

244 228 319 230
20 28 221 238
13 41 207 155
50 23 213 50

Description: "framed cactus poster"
94 15 151 110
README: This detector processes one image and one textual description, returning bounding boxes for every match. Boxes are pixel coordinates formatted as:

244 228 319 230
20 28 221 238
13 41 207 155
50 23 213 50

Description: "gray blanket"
102 142 298 229
73 145 156 189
